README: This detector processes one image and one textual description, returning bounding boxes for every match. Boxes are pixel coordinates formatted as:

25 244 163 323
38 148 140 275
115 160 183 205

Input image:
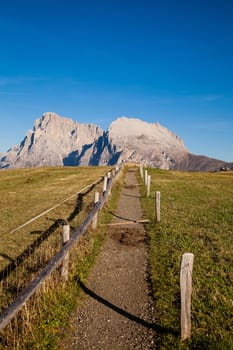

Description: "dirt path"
61 168 155 349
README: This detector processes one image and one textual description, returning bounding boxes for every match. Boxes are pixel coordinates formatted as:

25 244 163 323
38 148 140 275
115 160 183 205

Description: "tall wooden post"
103 176 108 194
61 225 70 281
139 163 143 179
155 191 160 222
92 192 100 230
107 172 112 197
147 175 151 197
180 253 194 340
144 170 148 186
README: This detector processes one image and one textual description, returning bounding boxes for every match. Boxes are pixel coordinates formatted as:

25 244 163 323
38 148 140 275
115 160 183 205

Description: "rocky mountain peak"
109 117 152 137
34 112 58 129
106 116 187 168
108 116 185 148
34 112 77 132
0 112 232 171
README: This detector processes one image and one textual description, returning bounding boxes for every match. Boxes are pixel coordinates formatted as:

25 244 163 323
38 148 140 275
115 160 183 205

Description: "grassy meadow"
0 166 111 239
1 165 233 349
0 165 125 350
140 169 233 349
0 166 111 312
0 165 123 349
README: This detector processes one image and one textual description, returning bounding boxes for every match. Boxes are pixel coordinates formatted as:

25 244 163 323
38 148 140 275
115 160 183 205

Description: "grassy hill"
0 166 111 270
140 169 233 348
1 166 233 349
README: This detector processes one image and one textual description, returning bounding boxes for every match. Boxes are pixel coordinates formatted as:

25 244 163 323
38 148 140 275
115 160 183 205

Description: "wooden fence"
140 165 194 340
0 165 123 331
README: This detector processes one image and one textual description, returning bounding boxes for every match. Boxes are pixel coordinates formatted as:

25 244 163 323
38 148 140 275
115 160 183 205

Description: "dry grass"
0 166 110 237
0 165 124 350
0 166 111 313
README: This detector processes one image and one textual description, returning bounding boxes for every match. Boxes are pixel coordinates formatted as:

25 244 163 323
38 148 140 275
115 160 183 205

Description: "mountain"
0 113 103 168
105 117 188 168
0 112 232 171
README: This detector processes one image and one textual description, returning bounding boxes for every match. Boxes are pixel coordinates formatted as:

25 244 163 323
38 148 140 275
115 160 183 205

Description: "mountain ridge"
0 112 232 171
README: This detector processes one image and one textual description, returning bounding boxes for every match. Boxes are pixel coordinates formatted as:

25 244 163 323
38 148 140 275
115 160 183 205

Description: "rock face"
0 112 232 171
99 117 188 169
0 113 103 168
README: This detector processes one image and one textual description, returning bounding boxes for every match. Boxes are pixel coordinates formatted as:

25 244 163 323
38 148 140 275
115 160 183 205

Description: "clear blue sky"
0 0 232 161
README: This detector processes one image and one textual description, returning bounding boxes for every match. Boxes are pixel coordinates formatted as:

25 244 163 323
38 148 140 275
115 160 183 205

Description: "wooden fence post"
180 253 194 340
115 166 120 181
147 175 151 197
144 170 148 186
155 191 160 222
107 172 112 197
103 176 108 194
92 192 100 230
139 163 143 179
61 225 70 281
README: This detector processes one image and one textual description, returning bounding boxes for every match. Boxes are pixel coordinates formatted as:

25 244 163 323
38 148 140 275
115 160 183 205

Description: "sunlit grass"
140 169 233 348
0 166 111 313
0 166 110 236
0 165 124 350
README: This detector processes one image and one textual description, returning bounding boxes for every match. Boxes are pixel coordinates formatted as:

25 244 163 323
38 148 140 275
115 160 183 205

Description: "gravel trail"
61 168 156 349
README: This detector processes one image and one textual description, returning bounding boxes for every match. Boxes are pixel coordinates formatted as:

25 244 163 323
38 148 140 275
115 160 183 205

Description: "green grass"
140 169 233 349
0 165 124 350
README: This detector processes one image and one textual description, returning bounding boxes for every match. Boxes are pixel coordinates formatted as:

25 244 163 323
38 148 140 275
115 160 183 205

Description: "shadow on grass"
67 180 101 222
0 178 103 284
76 279 178 337
0 218 66 282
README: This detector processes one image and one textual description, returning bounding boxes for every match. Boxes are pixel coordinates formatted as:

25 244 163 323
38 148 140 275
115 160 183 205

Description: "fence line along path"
0 169 116 331
60 168 155 350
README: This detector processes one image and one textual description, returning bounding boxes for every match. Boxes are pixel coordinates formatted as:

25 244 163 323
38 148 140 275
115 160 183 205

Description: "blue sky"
0 0 232 161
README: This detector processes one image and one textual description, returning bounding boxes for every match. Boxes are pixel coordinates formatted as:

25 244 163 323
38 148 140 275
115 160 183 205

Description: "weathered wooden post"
107 172 112 197
147 175 151 197
61 225 70 281
115 166 119 181
144 169 148 186
103 176 108 194
92 192 100 230
180 253 194 340
155 191 160 222
139 163 143 179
